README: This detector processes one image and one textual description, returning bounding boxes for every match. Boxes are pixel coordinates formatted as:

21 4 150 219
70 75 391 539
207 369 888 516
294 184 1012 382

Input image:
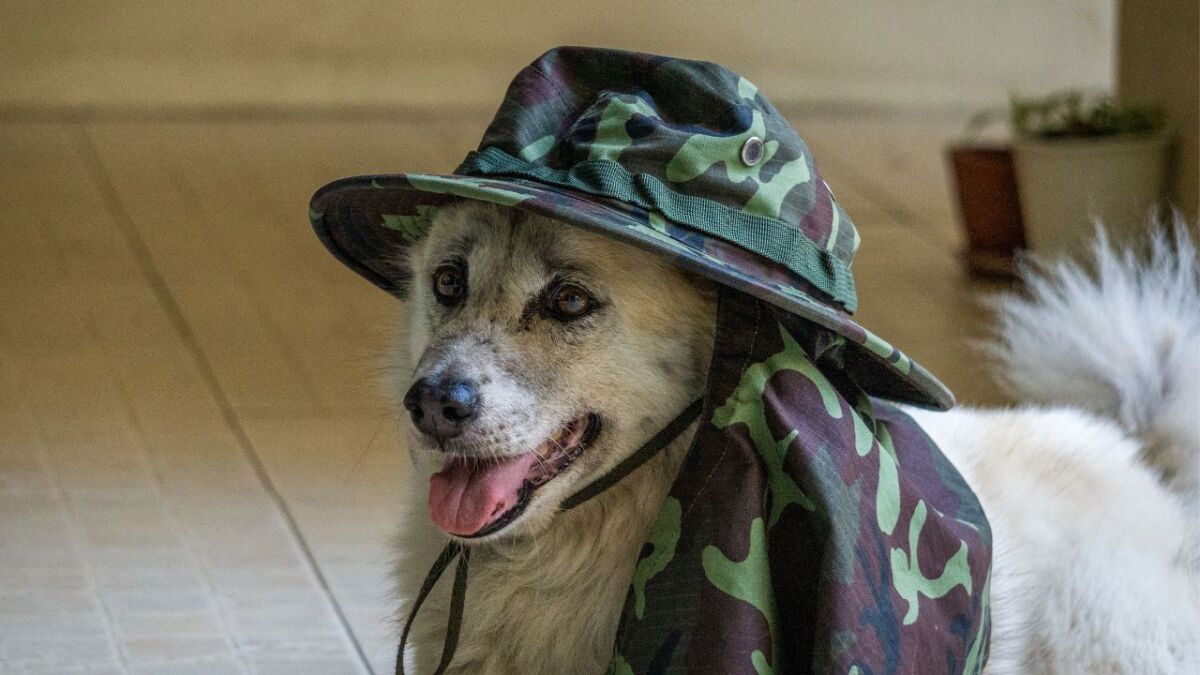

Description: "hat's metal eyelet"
740 137 764 166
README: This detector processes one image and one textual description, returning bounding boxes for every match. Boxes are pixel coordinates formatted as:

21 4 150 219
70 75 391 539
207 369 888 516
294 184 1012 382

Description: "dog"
390 202 1199 674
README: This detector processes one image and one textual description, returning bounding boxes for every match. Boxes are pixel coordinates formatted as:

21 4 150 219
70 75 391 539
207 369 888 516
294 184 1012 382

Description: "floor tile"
0 122 370 673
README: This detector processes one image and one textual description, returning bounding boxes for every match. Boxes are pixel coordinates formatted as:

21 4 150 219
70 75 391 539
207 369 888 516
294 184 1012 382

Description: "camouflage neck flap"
396 287 992 674
607 287 992 674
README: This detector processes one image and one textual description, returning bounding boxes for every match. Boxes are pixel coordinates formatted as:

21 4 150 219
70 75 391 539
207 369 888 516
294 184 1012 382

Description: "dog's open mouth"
427 414 600 538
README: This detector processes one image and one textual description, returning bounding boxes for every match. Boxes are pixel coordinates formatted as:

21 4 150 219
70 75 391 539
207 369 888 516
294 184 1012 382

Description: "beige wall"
1 1 1114 115
1118 0 1199 221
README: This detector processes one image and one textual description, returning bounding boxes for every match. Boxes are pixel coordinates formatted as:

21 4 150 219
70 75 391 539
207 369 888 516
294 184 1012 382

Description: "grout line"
239 276 335 418
72 123 377 675
82 313 252 672
15 372 128 671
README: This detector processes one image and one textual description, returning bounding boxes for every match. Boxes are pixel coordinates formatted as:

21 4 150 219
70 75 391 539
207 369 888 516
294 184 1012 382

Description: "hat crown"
459 47 861 309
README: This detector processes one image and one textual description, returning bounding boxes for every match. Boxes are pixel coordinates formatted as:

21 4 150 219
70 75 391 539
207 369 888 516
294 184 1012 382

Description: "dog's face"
397 202 715 542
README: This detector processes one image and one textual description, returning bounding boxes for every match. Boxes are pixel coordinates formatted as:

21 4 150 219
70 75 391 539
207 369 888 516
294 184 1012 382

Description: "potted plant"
1008 91 1168 258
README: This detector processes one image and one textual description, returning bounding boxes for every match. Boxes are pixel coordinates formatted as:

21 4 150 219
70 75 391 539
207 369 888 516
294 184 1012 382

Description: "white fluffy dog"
391 203 1199 674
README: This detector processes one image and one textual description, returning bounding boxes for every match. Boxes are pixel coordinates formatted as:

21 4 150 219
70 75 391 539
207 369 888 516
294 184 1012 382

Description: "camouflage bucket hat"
310 46 954 410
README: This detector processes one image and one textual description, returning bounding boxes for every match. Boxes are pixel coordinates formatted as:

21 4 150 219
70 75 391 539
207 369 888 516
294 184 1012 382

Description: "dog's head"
395 202 715 542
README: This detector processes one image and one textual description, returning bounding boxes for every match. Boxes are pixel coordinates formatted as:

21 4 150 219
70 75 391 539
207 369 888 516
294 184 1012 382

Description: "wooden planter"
946 144 1027 278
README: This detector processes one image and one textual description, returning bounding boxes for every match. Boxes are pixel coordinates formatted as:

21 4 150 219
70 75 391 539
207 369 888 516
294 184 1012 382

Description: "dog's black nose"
403 377 479 441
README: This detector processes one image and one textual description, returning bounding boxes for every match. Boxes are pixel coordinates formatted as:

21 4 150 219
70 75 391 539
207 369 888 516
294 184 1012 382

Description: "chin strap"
395 398 704 674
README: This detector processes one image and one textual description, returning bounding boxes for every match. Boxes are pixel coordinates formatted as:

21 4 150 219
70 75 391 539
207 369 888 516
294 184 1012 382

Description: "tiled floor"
0 112 1009 674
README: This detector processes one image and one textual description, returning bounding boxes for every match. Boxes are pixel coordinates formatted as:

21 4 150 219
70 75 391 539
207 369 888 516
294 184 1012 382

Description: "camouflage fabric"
608 287 990 674
309 46 953 410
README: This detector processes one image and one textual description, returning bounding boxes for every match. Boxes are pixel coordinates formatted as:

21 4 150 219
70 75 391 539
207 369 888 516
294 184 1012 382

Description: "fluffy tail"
987 216 1199 505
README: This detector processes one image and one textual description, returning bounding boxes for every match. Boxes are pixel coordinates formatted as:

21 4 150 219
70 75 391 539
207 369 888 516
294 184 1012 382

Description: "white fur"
907 406 1199 673
986 219 1200 540
912 219 1200 673
392 206 1200 674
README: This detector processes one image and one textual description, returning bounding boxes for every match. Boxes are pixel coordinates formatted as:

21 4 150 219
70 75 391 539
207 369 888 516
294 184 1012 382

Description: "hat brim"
310 173 954 410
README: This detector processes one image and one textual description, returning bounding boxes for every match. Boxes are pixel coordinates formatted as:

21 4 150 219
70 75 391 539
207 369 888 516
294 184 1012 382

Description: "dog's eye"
547 283 593 321
432 263 467 305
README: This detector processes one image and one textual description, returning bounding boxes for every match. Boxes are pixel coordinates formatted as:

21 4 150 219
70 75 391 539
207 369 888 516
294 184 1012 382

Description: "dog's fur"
391 203 1199 674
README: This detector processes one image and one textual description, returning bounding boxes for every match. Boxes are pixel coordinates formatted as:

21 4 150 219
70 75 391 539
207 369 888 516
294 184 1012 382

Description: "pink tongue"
428 454 540 536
